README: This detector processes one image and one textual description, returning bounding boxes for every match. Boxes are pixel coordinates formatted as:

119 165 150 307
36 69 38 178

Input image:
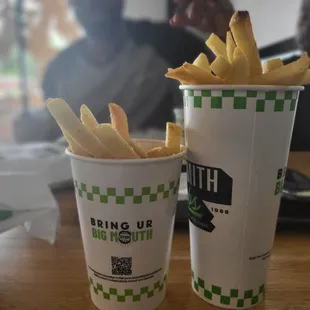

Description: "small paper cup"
180 85 303 309
66 140 185 310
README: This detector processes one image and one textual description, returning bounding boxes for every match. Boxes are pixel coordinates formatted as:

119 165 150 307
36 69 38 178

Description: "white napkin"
0 132 166 188
0 142 72 187
0 172 59 243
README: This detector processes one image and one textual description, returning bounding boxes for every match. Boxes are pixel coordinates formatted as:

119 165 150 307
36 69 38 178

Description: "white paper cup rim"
66 139 186 165
179 85 304 91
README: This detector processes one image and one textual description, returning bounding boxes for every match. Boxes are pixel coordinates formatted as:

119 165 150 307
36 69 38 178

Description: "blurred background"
0 0 304 144
0 0 309 225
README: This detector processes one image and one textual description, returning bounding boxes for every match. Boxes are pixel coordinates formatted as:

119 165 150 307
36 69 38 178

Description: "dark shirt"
24 20 206 142
43 21 207 99
283 55 310 151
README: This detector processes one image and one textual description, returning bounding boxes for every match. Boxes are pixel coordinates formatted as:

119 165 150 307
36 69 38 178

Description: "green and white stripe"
89 275 167 302
74 179 180 204
192 271 265 308
183 89 298 112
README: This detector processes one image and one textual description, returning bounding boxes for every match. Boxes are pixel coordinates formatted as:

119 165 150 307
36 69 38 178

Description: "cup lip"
179 85 304 91
65 139 186 165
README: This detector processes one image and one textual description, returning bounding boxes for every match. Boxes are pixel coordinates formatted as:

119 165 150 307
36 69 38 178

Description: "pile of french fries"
166 11 310 86
47 99 183 159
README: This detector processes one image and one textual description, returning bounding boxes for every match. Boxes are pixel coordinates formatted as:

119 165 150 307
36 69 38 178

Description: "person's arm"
170 0 234 37
128 21 211 68
41 57 58 100
157 24 212 67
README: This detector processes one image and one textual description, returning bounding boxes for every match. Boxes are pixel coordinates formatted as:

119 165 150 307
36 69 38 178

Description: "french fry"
49 98 89 156
165 67 200 85
62 129 90 157
302 69 310 85
183 62 223 84
263 58 283 74
93 124 139 159
226 31 236 64
206 34 228 61
80 104 98 132
109 103 147 158
166 10 310 86
210 56 233 81
146 146 175 158
47 99 112 158
193 53 211 72
232 47 250 84
165 122 182 154
249 75 268 85
251 53 309 85
109 103 130 140
229 11 262 77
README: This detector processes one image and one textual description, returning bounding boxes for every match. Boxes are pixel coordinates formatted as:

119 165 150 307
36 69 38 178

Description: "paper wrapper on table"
0 142 73 188
181 85 303 309
0 173 59 244
67 140 185 310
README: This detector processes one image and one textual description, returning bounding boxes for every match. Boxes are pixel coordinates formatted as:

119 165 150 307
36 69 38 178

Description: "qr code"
111 256 132 275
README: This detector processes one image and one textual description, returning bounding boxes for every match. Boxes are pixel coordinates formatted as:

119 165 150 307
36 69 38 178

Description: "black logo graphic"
187 160 233 232
188 193 215 232
118 231 131 244
187 160 233 205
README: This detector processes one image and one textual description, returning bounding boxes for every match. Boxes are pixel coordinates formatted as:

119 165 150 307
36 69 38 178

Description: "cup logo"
188 194 215 232
90 218 153 246
187 160 233 232
118 231 132 244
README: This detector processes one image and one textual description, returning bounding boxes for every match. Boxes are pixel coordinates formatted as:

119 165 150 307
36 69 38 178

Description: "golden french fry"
210 56 233 81
166 11 308 87
46 98 53 104
109 103 130 140
252 53 309 85
193 53 211 72
165 67 201 85
226 31 236 64
80 104 98 132
302 69 310 85
109 103 147 158
47 99 112 158
232 47 250 84
165 122 182 154
93 124 139 159
62 129 90 157
249 75 268 85
183 62 223 84
129 140 147 158
206 34 228 61
229 11 262 77
263 58 283 73
146 146 175 158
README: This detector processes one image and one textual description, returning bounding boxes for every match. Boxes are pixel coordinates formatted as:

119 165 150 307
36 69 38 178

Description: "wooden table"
1 153 310 310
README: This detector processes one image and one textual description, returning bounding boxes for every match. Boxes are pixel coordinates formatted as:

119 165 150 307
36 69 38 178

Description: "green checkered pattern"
89 275 167 302
183 89 298 112
192 271 265 308
74 178 180 204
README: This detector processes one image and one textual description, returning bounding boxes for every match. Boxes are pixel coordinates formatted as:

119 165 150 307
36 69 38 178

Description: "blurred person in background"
14 0 234 142
283 0 310 151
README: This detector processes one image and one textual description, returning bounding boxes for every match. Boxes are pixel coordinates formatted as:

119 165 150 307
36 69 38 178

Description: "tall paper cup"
181 85 303 309
66 140 185 310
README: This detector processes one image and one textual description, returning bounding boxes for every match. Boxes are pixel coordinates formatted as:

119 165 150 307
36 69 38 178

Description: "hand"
170 0 234 37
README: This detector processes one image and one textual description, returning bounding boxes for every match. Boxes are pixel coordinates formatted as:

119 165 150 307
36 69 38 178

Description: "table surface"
1 152 310 310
